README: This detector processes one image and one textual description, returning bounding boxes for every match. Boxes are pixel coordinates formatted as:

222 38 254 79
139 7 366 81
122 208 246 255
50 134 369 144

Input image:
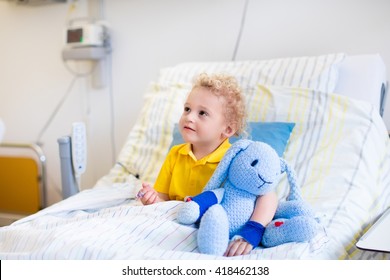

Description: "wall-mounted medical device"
66 23 105 48
4 0 66 6
62 22 109 60
62 21 111 88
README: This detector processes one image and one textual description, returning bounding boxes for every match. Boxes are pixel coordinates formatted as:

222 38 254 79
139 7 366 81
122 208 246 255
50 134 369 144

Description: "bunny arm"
177 188 225 225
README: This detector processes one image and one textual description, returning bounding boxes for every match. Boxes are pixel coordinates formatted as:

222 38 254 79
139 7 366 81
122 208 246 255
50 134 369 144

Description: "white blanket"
0 183 329 260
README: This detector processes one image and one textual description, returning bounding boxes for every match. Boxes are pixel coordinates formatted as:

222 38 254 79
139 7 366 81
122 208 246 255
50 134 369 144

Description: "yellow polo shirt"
153 139 231 201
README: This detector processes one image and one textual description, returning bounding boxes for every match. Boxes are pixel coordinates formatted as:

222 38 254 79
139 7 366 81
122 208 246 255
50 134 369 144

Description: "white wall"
1 0 389 206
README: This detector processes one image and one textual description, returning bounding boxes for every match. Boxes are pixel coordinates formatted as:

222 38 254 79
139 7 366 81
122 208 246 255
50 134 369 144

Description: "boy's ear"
222 125 236 138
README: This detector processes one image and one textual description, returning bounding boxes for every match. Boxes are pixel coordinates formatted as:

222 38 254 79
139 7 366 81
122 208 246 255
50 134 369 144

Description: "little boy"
138 73 277 256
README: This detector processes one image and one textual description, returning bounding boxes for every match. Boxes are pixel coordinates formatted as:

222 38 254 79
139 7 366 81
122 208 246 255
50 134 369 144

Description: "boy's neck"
191 139 227 160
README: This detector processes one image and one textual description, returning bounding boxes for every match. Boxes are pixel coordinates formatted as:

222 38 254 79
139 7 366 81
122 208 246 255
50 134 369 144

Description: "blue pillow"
170 122 295 157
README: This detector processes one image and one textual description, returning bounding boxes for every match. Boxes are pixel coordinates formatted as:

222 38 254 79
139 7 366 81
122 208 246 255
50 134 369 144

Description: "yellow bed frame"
0 143 46 226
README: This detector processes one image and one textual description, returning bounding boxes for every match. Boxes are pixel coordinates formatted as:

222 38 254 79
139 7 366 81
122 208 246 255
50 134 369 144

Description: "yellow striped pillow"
109 84 188 184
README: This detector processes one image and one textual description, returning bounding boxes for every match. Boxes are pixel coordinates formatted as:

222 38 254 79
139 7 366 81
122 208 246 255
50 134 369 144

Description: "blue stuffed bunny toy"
177 139 320 256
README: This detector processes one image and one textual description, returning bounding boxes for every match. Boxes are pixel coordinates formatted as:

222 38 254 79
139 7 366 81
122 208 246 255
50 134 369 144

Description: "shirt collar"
178 139 231 164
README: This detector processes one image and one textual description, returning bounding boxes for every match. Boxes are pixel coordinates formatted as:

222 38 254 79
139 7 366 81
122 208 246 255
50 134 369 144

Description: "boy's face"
179 87 233 149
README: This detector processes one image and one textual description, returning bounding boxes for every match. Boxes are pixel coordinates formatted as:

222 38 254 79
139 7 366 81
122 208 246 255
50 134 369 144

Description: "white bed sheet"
0 183 328 260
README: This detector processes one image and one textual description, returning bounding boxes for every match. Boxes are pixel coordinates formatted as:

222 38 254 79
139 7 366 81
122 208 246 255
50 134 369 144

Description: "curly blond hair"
193 73 246 136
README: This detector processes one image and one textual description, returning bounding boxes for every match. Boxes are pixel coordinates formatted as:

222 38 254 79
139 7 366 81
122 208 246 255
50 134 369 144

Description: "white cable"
97 0 116 165
36 76 79 145
232 0 250 61
107 51 116 164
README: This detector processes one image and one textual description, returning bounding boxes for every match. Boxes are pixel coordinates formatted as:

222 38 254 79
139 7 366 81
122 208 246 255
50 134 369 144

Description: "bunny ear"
280 158 302 201
203 139 252 191
280 158 287 173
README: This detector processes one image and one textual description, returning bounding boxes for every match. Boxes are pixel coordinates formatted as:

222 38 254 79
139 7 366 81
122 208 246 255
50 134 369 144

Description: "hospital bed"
1 53 390 260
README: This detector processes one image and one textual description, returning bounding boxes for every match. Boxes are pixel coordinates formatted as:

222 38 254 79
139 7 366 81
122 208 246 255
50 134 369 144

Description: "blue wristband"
190 191 218 222
237 221 265 247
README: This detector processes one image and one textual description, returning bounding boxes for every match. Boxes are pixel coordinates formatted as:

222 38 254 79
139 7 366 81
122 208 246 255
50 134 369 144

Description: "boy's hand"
137 182 161 205
224 238 253 257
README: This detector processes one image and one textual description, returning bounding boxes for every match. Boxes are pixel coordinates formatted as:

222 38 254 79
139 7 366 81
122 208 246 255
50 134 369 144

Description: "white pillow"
334 54 387 115
158 53 345 93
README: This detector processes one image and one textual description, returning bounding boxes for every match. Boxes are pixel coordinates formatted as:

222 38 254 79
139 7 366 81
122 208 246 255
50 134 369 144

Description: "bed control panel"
71 122 87 176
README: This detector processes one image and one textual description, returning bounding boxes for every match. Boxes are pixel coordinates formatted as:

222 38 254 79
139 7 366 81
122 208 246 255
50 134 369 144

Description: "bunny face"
227 142 281 196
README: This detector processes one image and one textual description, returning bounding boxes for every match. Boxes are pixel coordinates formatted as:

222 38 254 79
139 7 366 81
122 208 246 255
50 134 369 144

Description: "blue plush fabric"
177 139 321 256
170 122 295 157
189 191 218 223
237 221 265 247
